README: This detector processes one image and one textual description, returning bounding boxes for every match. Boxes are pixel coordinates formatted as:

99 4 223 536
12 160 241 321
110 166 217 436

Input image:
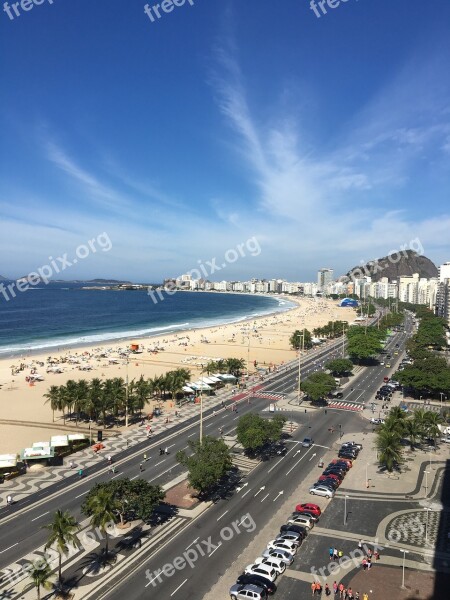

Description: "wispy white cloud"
210 37 450 273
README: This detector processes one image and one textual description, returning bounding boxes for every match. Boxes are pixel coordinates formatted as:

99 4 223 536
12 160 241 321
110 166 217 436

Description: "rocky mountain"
0 275 9 281
346 250 438 282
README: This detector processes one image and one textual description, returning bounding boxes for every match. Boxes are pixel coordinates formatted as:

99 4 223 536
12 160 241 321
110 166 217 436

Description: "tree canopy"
346 326 385 362
325 358 354 377
301 371 336 401
290 329 313 350
176 436 232 497
236 413 286 453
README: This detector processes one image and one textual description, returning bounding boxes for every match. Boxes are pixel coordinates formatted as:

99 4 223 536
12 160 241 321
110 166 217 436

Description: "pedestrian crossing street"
326 401 363 412
252 391 285 401
231 454 260 476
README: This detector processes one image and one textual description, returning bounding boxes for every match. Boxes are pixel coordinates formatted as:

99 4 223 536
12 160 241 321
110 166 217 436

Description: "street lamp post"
365 463 369 489
424 470 429 497
400 549 409 588
344 495 349 525
200 365 204 444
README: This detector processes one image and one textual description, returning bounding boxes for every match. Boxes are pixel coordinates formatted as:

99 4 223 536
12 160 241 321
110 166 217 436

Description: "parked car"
294 503 321 516
266 539 298 554
338 449 357 460
315 478 339 490
235 574 276 595
275 533 302 546
287 515 314 528
342 441 363 450
322 468 345 478
309 484 335 498
440 436 450 444
254 556 286 575
328 459 352 469
290 510 319 522
244 564 277 582
319 474 341 485
279 524 308 539
230 583 268 600
302 437 314 448
262 548 294 565
370 418 385 425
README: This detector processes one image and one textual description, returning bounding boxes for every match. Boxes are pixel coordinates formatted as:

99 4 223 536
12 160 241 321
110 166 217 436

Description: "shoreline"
0 292 293 360
0 296 357 455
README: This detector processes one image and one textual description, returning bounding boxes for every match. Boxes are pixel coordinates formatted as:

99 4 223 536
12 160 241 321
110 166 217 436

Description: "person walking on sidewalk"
329 546 334 559
325 583 331 596
339 583 344 598
333 581 338 596
362 594 368 600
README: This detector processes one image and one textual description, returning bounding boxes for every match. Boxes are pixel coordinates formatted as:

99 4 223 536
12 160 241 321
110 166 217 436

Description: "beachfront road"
93 325 412 599
0 335 349 571
0 318 411 591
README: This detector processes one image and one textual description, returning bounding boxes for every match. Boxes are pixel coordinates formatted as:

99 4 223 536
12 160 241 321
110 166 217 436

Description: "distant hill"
346 250 438 282
0 275 8 281
85 279 131 284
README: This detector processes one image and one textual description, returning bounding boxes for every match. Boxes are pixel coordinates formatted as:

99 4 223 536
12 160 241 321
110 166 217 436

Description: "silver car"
229 583 268 600
262 548 294 565
309 484 335 498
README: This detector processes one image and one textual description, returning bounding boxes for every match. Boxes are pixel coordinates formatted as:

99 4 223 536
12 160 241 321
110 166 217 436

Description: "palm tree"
376 430 403 472
87 378 104 422
43 510 80 585
74 379 90 425
84 487 119 556
423 411 443 445
225 358 246 377
388 406 408 422
379 416 404 436
403 418 422 451
26 561 54 600
202 361 217 376
62 379 78 423
44 386 63 423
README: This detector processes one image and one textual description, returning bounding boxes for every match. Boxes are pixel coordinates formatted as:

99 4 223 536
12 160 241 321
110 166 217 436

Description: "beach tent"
21 445 54 460
50 435 69 448
68 434 87 442
191 381 212 391
182 385 195 394
0 454 17 470
215 374 237 382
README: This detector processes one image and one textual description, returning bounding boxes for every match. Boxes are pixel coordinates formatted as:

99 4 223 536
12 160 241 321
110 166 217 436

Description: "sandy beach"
0 296 356 454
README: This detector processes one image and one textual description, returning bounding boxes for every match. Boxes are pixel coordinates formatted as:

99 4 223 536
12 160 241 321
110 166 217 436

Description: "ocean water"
0 283 293 356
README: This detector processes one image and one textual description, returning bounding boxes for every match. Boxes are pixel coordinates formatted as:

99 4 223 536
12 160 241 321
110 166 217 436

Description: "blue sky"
1 0 450 282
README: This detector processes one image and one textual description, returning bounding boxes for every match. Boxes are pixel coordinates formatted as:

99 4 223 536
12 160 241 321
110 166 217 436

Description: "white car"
370 418 385 425
244 563 277 582
309 485 335 498
441 436 450 444
287 515 313 529
254 556 286 575
266 539 298 554
275 533 301 546
262 548 294 565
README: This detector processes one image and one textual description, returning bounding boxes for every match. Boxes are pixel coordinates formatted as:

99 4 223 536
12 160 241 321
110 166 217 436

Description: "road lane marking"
185 537 199 550
285 446 314 476
0 542 18 553
217 510 228 521
208 542 222 557
171 578 188 596
130 475 139 480
261 493 269 502
242 488 251 498
75 492 85 499
31 511 49 522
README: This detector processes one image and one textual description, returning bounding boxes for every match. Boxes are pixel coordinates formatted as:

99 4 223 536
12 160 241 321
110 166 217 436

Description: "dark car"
338 450 357 460
313 479 338 490
323 467 345 477
328 461 350 471
280 524 308 539
236 574 277 595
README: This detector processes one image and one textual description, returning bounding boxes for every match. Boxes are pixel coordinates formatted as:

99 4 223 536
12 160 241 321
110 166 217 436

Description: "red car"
294 503 322 516
318 475 341 486
320 472 342 482
329 458 352 468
